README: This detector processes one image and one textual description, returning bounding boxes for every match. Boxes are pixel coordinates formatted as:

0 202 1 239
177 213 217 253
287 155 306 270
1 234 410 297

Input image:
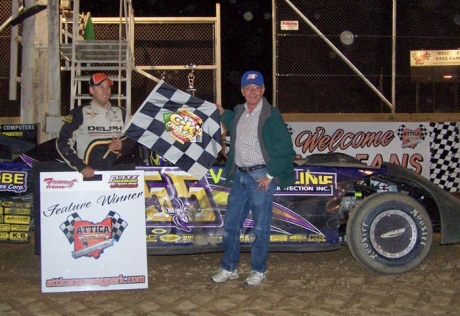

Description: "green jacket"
221 97 296 189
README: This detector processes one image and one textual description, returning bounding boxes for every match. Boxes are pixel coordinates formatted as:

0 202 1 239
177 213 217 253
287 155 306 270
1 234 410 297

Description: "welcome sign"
288 122 430 178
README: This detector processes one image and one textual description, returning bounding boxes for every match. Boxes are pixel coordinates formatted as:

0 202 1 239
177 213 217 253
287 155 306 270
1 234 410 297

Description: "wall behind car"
286 120 460 192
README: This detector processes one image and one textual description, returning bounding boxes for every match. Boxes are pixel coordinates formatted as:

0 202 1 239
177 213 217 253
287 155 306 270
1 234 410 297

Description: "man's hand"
81 166 96 178
257 176 273 191
215 103 224 115
108 137 123 155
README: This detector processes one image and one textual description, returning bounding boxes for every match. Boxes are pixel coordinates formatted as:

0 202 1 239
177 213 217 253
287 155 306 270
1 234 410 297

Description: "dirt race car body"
7 139 460 275
137 152 460 275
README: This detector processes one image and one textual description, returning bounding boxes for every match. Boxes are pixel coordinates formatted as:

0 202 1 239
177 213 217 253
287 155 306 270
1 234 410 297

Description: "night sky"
82 0 273 106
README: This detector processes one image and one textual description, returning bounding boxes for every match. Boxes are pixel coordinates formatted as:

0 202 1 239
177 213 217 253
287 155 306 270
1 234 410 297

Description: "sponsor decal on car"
308 234 327 243
9 232 28 241
159 234 181 242
277 171 337 196
0 171 27 193
5 215 30 224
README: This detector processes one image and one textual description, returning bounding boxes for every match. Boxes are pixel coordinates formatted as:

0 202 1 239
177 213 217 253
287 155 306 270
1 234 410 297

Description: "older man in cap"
211 70 296 286
56 72 134 178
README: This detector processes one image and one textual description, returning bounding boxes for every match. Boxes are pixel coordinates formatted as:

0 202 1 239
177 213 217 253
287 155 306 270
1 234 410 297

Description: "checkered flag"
122 80 222 179
429 122 460 191
107 211 128 242
59 213 82 244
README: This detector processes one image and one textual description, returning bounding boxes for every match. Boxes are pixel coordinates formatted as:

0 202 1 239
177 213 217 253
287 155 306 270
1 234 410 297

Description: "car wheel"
346 192 433 274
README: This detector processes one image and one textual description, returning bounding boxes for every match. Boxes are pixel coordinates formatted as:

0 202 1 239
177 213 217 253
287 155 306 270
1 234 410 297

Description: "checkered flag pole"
121 80 222 179
59 212 82 244
106 211 128 242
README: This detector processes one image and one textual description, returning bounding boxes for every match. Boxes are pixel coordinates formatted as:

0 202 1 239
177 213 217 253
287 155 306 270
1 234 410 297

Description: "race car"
9 140 460 275
138 152 460 275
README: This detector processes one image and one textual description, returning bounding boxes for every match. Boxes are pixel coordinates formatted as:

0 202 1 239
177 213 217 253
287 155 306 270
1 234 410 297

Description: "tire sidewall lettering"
410 209 429 245
361 225 378 259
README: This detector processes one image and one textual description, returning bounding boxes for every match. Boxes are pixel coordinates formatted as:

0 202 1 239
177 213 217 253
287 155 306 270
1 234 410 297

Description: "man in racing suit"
56 73 135 178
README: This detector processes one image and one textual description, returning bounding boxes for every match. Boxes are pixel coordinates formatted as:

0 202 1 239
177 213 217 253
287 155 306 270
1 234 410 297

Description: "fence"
60 19 219 116
274 0 460 113
0 3 220 118
1 1 460 117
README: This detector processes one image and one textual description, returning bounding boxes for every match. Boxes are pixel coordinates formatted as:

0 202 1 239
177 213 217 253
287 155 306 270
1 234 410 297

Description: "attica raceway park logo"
60 211 128 259
396 124 427 149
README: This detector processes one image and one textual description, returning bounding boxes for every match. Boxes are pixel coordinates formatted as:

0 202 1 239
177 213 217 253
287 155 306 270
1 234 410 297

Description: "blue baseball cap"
241 70 264 87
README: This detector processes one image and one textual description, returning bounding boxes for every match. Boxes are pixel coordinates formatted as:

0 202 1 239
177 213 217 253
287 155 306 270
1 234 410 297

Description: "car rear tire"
346 192 433 274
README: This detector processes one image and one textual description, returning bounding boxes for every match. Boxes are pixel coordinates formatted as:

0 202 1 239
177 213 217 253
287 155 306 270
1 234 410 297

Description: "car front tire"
346 192 433 274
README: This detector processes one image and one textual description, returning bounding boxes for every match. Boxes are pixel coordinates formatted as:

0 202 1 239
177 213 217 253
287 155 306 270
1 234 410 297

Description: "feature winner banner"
40 170 147 293
287 122 460 191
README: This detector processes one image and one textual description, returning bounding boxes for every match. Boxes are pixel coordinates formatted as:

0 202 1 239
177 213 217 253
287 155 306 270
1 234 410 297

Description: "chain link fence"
0 3 217 117
61 69 216 116
60 21 217 116
1 1 460 117
275 0 460 113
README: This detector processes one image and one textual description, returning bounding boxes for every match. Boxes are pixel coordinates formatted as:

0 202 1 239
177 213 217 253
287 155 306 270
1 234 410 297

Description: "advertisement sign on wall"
0 124 38 160
288 122 431 178
410 49 460 67
287 121 460 192
40 170 148 293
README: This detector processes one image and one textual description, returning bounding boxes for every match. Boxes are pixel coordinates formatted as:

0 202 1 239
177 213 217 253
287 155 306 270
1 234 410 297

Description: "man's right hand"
80 166 96 178
215 103 224 115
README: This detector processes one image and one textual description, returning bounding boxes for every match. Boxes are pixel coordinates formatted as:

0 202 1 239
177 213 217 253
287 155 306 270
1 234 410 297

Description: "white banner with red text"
40 170 147 293
287 122 460 191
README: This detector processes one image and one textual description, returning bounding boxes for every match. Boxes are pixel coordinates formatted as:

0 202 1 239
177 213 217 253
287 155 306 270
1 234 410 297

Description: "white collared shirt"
234 100 265 167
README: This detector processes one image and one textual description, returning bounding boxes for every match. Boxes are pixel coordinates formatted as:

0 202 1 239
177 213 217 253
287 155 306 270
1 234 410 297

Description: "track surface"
1 232 459 315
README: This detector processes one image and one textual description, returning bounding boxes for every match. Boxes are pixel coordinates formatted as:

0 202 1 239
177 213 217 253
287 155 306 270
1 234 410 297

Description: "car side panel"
139 165 387 255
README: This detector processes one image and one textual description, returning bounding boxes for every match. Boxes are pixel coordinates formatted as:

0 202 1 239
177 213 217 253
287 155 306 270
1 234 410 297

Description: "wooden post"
20 0 38 125
47 0 61 140
20 0 56 142
9 0 19 100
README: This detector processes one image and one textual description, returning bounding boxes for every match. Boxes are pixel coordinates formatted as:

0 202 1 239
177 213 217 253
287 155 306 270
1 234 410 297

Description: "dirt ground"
0 232 460 316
